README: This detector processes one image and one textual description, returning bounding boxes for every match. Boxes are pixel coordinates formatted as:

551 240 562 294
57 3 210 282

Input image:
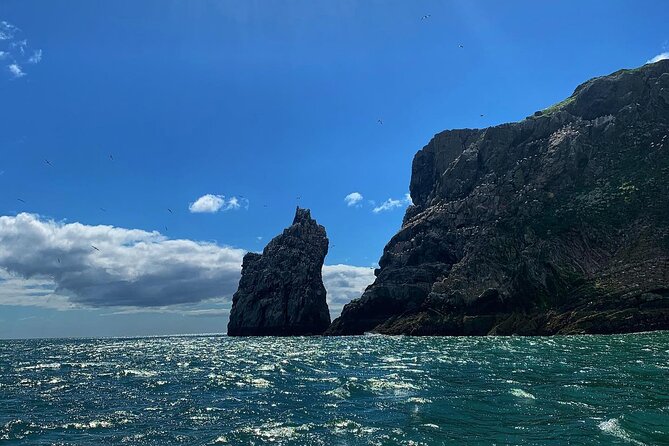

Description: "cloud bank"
0 213 245 307
322 264 375 317
189 194 247 213
0 214 374 316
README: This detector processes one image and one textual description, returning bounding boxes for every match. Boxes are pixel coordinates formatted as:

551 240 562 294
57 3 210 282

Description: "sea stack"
327 60 669 336
228 207 331 336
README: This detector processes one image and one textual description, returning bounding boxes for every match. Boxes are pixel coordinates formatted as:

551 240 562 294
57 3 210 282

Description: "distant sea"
1 333 668 445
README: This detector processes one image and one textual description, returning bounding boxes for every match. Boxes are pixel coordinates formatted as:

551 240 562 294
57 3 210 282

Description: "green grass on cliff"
541 96 575 115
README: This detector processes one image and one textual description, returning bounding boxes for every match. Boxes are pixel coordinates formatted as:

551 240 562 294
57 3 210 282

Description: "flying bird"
480 114 484 117
57 258 61 264
167 208 173 214
91 245 100 252
109 154 114 161
16 198 25 203
45 159 53 167
100 207 107 212
377 119 383 125
459 44 464 48
421 14 431 20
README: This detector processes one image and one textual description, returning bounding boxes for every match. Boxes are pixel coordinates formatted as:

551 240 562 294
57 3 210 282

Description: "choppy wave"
1 333 668 444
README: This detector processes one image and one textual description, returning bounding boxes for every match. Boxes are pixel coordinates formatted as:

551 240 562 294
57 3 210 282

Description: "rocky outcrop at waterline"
326 60 669 336
228 207 331 336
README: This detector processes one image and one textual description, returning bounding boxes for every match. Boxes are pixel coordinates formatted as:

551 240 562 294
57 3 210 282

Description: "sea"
1 332 667 445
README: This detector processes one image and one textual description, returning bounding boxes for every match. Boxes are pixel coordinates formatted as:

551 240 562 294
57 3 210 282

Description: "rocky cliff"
228 207 331 336
327 60 669 335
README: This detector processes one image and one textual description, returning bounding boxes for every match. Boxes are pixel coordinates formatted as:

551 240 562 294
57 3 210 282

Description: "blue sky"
0 0 667 338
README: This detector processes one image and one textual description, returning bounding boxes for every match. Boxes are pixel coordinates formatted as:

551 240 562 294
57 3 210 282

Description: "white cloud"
344 192 364 207
28 49 41 64
0 214 373 317
189 194 224 213
372 193 412 213
8 63 24 78
373 198 402 213
0 21 17 40
0 213 246 308
100 302 231 318
322 264 375 318
0 270 73 310
188 194 246 213
647 52 669 64
1 20 41 79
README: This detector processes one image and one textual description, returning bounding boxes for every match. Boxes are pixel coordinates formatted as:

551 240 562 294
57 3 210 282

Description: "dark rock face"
228 208 331 336
327 60 669 335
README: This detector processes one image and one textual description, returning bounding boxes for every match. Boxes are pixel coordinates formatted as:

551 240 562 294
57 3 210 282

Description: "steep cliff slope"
228 208 331 336
327 60 669 335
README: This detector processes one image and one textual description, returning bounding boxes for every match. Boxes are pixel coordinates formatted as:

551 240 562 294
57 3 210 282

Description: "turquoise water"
1 333 668 445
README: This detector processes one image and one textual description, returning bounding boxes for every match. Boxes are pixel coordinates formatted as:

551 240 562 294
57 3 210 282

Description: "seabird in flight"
377 119 383 125
421 14 431 20
167 208 173 214
17 198 26 203
45 159 53 167
91 245 101 252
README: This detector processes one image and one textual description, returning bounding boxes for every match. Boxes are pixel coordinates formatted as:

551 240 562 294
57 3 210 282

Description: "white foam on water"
325 386 351 399
510 388 536 400
121 369 158 378
239 422 310 441
598 418 646 445
17 362 61 372
368 374 419 392
407 397 432 404
330 419 379 436
63 420 113 430
246 377 271 388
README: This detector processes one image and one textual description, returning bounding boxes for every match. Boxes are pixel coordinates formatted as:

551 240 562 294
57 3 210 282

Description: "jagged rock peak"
293 207 313 224
227 207 331 336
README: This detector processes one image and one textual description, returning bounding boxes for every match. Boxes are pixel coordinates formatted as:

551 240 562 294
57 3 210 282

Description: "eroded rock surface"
327 60 669 335
228 208 330 336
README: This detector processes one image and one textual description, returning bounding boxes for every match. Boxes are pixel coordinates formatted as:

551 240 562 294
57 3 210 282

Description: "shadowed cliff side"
228 207 331 336
327 60 669 335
